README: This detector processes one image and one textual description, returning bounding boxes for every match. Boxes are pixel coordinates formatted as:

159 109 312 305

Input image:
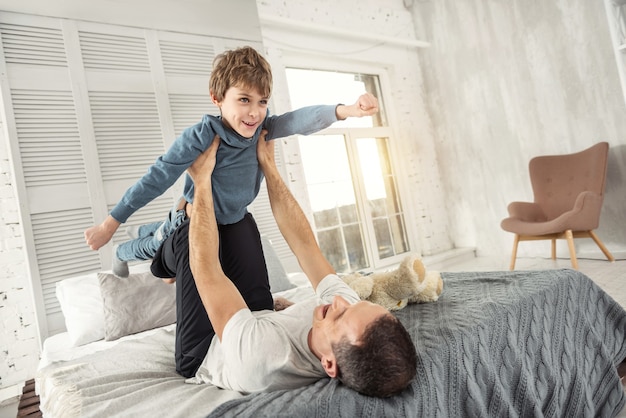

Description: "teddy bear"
341 254 443 311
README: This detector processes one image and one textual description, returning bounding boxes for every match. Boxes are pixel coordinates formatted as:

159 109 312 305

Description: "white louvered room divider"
0 11 278 340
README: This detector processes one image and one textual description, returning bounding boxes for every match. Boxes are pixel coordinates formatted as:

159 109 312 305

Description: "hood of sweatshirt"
204 109 269 149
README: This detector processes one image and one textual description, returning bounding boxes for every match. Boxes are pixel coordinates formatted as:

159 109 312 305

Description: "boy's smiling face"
211 85 269 139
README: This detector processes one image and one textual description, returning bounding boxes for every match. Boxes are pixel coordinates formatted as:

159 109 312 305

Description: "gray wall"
410 0 626 259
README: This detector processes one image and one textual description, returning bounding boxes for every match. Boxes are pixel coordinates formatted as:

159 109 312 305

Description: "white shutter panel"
13 89 84 187
0 16 100 335
12 88 100 318
169 93 216 135
0 13 284 338
160 39 214 77
79 31 151 72
31 210 101 320
90 91 163 182
0 22 67 67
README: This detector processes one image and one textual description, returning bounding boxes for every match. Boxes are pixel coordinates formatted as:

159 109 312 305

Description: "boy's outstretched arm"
335 92 379 120
256 131 335 291
188 135 247 340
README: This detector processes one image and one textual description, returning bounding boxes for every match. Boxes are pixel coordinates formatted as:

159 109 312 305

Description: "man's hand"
256 130 274 171
84 215 120 250
188 135 220 185
336 92 379 120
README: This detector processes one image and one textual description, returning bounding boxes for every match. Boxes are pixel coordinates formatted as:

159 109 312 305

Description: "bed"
36 264 626 417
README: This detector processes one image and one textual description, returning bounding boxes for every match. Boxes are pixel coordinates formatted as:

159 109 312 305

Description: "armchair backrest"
529 142 609 220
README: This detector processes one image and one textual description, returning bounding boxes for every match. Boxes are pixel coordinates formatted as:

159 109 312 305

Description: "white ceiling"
0 0 262 41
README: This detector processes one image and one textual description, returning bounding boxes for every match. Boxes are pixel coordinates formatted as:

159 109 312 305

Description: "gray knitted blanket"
208 269 626 418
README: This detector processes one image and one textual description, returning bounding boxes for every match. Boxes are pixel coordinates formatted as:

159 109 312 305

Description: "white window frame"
276 55 420 272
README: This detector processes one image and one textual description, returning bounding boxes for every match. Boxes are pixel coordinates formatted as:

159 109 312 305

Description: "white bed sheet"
36 278 315 418
39 324 176 370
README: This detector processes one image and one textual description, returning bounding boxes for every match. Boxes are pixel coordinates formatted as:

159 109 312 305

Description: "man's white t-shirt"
188 274 360 393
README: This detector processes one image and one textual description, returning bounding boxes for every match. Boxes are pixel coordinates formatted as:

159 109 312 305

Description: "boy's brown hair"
209 46 273 101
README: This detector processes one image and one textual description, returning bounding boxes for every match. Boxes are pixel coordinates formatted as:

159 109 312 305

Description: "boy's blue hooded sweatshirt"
110 105 338 225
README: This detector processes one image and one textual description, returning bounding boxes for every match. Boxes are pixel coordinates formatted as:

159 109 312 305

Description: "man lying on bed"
151 131 417 398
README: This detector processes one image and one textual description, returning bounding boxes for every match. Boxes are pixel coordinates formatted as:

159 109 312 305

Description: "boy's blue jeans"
116 204 187 261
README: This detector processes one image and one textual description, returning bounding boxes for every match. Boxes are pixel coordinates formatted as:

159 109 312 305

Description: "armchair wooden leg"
551 239 556 260
509 234 520 270
564 230 578 270
588 230 615 262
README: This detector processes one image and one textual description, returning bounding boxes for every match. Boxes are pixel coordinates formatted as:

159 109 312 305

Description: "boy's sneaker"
112 245 129 278
126 225 140 240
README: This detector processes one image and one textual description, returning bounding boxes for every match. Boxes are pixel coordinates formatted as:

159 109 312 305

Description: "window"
285 69 408 272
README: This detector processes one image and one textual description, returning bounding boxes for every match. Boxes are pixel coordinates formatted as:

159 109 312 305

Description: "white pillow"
55 273 105 346
55 262 154 347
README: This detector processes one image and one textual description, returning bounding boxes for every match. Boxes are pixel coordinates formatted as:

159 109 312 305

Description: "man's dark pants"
151 213 274 377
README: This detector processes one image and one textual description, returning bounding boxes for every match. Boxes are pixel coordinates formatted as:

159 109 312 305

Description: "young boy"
84 46 378 280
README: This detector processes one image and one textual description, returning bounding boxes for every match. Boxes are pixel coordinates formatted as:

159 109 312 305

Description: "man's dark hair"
332 314 417 397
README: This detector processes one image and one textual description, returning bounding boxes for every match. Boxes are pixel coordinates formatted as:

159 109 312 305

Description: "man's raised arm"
256 132 335 290
188 135 246 340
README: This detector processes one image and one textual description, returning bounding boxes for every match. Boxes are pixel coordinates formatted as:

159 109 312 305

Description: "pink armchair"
501 142 614 270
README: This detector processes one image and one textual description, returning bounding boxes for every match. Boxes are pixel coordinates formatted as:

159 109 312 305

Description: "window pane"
339 203 358 224
373 218 394 259
299 136 353 206
313 206 339 229
357 137 408 260
358 138 386 202
370 198 387 218
383 176 401 214
390 214 409 254
285 68 386 127
344 224 367 271
317 228 348 273
299 138 351 184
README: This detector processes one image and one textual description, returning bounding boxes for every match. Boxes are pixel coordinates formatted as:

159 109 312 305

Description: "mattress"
36 281 315 418
36 269 626 418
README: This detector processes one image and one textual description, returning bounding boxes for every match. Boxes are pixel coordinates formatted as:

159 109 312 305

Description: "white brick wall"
0 122 40 400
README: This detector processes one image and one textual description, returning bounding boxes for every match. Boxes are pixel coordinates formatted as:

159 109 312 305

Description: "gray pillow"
261 235 295 293
97 271 176 341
